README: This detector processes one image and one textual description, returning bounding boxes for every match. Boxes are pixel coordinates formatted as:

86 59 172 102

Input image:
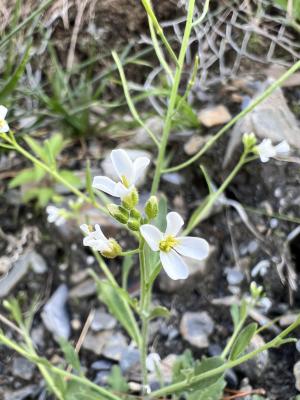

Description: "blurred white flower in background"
46 205 66 226
0 106 9 133
92 149 150 199
140 211 209 280
256 139 290 162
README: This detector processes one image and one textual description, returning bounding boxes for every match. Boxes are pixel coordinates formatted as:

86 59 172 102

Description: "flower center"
121 175 130 188
0 119 6 128
159 235 178 252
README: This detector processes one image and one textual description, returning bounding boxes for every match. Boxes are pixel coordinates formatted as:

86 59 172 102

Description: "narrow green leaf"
9 168 35 188
230 323 257 360
148 306 170 321
107 366 129 393
24 135 48 163
60 170 81 187
95 279 141 347
230 304 240 330
0 43 31 102
58 338 81 374
121 254 134 290
47 133 65 158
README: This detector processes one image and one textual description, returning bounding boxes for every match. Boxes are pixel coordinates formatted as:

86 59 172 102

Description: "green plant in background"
0 0 300 399
8 133 80 207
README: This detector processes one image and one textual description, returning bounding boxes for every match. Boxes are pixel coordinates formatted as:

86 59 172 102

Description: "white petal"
94 224 108 241
165 212 184 236
160 249 189 280
114 182 132 199
0 122 9 133
146 353 161 372
0 106 8 119
140 224 163 251
92 176 118 197
174 237 209 261
257 139 276 162
132 156 150 184
111 149 134 182
275 140 290 156
80 224 90 235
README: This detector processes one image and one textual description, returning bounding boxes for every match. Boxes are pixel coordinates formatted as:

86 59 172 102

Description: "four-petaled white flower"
46 205 66 226
0 105 9 133
92 149 150 199
256 139 290 163
140 212 209 280
80 224 112 252
146 353 161 372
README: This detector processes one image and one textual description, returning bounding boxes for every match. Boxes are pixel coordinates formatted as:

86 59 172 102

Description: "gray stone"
180 311 215 348
82 331 111 355
12 358 35 381
91 360 113 371
102 332 128 361
0 250 47 298
224 83 300 165
3 385 39 400
162 173 184 185
198 105 231 127
237 334 269 380
294 360 300 391
69 279 97 299
41 284 71 340
120 347 140 374
91 310 117 332
184 134 213 155
225 268 244 286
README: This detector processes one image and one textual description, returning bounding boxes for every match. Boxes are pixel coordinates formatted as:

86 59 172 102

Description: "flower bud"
122 188 139 210
130 208 141 219
243 132 257 151
145 196 158 220
127 218 141 231
250 281 263 299
107 204 129 224
102 239 122 259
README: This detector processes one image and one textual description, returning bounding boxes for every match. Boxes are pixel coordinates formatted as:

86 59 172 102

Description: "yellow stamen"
0 119 6 128
121 175 130 188
159 235 178 252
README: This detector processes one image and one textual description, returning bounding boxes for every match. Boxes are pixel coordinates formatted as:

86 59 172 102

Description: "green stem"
141 0 179 67
221 313 247 359
139 240 151 394
120 248 139 256
150 0 196 195
163 58 300 173
6 135 107 213
184 152 247 234
149 316 300 398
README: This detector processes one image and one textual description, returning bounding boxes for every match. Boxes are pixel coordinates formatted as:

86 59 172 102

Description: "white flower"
140 212 209 280
46 205 66 226
92 149 150 200
0 105 9 133
146 353 161 372
256 139 290 163
80 224 111 252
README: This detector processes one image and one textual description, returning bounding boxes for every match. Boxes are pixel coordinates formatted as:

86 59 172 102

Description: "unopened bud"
243 132 257 151
107 204 129 224
145 196 158 220
102 239 122 259
122 188 139 210
127 218 141 231
250 281 263 299
130 209 141 219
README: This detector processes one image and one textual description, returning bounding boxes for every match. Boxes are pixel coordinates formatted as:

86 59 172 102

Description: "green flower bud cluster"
242 132 257 153
107 195 159 233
